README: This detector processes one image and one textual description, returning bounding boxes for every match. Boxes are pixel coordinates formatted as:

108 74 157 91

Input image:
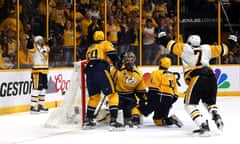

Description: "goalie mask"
187 35 201 47
124 51 136 71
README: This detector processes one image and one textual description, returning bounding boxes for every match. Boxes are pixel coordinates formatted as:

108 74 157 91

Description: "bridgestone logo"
0 81 33 97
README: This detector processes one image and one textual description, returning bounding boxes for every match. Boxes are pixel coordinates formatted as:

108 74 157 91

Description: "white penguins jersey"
166 40 229 72
29 44 50 74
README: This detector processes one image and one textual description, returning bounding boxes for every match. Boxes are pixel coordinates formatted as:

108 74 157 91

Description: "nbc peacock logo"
214 68 230 88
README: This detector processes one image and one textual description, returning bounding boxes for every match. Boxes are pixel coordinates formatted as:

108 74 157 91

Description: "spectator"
118 15 132 55
50 0 69 41
129 18 140 65
89 3 100 20
142 18 159 65
106 15 121 49
2 28 17 67
19 39 33 68
80 9 92 50
61 20 81 66
0 9 24 35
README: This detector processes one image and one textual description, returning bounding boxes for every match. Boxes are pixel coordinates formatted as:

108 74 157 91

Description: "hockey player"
111 51 147 127
158 32 238 135
27 35 50 114
138 56 183 128
84 30 124 130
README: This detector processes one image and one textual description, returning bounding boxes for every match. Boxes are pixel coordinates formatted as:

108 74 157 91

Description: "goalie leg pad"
96 109 110 123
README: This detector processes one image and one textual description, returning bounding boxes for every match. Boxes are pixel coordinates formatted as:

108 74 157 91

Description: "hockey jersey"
148 69 178 95
111 64 146 95
28 44 50 74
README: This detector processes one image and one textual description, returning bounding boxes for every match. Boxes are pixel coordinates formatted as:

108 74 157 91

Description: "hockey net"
44 60 87 128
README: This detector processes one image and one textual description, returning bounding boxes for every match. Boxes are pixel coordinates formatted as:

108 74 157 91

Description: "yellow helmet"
93 30 104 41
159 57 171 69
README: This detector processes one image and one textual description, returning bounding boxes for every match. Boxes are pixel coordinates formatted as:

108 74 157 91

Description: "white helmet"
187 35 201 47
34 36 44 43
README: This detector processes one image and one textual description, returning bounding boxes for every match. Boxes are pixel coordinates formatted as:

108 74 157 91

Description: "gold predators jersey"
86 41 116 64
148 69 178 95
28 44 50 74
111 65 146 93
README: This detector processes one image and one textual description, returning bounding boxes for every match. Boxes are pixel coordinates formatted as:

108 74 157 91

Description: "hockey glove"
228 34 238 42
26 36 34 49
158 32 169 48
226 34 238 53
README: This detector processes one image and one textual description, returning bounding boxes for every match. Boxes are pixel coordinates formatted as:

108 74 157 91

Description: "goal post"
44 60 87 128
44 60 124 128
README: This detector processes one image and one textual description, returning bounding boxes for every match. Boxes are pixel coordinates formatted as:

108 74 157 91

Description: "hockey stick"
219 0 234 33
93 94 107 118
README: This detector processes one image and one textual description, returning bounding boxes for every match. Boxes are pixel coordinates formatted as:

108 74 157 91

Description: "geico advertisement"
0 65 239 108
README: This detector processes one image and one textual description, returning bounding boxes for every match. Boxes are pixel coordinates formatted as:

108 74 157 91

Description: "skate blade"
82 125 96 130
30 111 40 114
193 131 212 137
132 125 141 129
109 126 126 132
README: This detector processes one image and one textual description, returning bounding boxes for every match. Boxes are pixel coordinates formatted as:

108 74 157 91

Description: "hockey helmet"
187 35 201 47
34 35 44 43
125 51 136 71
93 30 104 41
159 56 171 69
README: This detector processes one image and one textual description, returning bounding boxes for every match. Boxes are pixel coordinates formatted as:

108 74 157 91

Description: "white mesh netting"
44 61 87 128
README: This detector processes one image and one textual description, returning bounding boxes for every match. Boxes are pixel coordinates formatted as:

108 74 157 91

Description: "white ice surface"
0 96 239 144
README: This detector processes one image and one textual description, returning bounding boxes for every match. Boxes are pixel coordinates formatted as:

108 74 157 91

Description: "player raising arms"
111 51 147 128
159 32 238 136
84 30 124 131
27 36 50 114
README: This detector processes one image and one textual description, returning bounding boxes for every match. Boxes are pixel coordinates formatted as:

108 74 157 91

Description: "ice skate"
124 119 133 128
30 106 40 114
193 121 211 137
169 114 183 128
109 118 125 131
132 115 141 128
83 118 96 129
39 105 48 113
212 110 224 131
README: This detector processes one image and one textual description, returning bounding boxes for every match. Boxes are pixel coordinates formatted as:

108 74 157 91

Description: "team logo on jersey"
124 75 137 85
214 68 230 88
